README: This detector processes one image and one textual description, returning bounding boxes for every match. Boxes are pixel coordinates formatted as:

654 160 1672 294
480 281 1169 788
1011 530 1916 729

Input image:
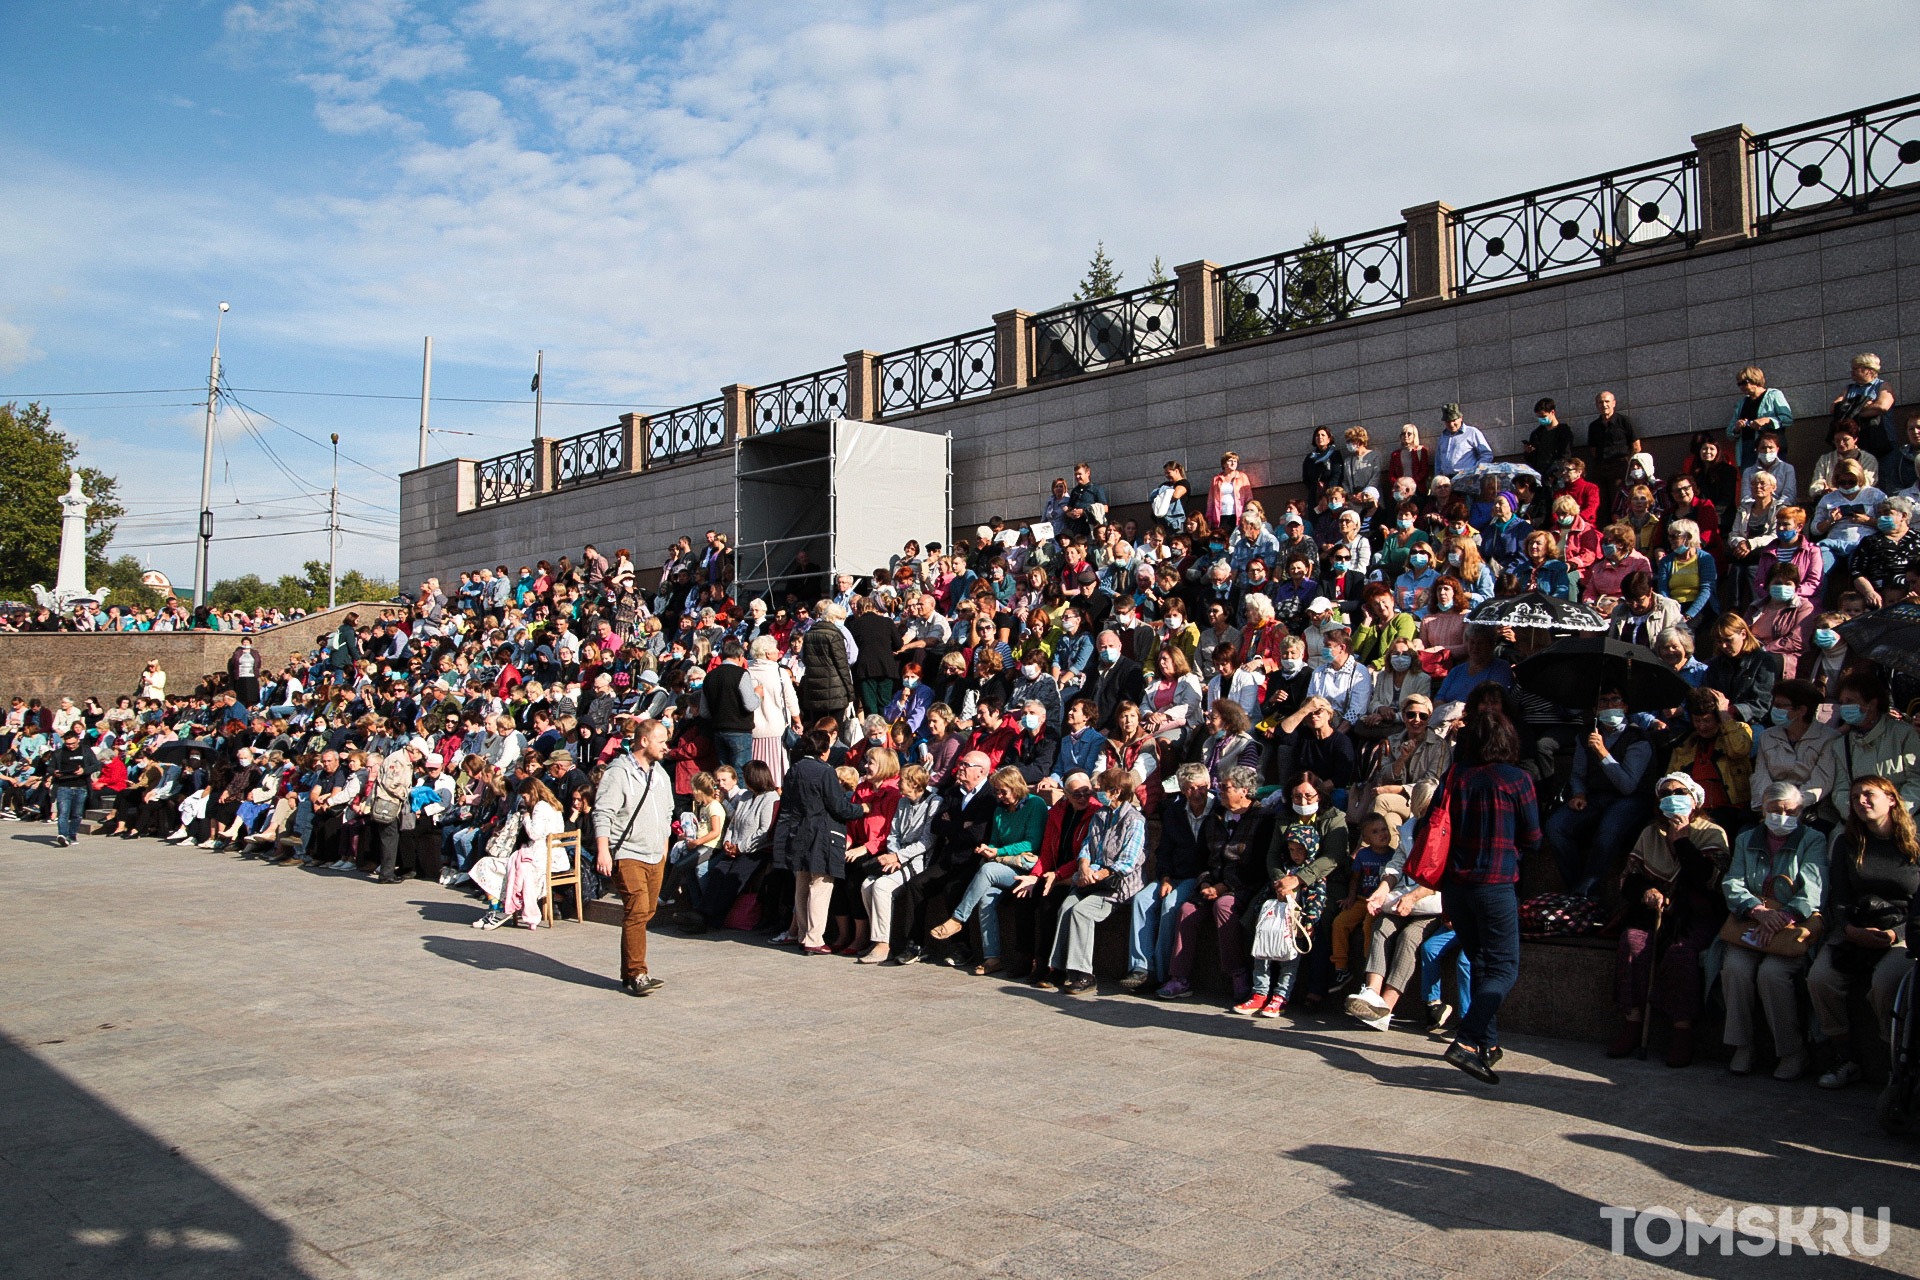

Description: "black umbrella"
1838 603 1920 679
150 738 217 764
1516 634 1692 713
1466 591 1608 634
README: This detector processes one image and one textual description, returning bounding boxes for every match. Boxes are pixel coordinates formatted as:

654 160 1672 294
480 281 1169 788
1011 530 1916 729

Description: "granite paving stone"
3 832 1918 1278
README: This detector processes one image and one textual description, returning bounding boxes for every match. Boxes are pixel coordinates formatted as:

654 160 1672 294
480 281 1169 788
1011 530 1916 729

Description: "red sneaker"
1232 993 1268 1015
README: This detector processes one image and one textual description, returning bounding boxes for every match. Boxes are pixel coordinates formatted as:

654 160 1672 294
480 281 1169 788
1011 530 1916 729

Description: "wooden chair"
543 830 584 926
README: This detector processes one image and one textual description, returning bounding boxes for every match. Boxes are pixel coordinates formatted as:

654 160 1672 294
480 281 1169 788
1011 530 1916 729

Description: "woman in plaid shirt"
1437 707 1540 1085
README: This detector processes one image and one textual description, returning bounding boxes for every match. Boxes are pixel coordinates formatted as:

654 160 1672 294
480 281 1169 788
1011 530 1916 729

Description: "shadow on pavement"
1291 1142 1901 1278
420 934 616 990
0 1031 314 1278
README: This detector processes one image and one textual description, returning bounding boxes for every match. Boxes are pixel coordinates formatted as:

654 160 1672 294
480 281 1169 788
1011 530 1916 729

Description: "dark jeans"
1544 793 1653 898
1448 880 1520 1049
699 853 764 926
310 809 345 864
713 731 754 772
53 786 87 841
898 857 975 949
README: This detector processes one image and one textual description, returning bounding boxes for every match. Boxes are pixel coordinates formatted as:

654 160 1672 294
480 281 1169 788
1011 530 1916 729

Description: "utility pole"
193 301 228 608
417 336 433 470
328 433 340 609
533 349 544 439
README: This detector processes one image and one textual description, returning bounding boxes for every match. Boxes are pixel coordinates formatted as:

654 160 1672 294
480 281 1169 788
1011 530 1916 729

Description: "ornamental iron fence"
474 447 536 507
1031 281 1180 383
876 328 997 415
553 422 625 486
1751 93 1920 231
750 365 850 433
1217 225 1407 344
1452 153 1698 293
646 398 727 466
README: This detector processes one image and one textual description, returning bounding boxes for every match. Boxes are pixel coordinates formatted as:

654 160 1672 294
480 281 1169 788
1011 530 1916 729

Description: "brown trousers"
613 858 667 980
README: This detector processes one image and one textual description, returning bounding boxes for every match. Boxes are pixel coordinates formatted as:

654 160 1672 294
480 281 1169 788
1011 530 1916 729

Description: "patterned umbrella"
1516 634 1692 713
1466 591 1608 633
1838 602 1920 679
1459 461 1543 484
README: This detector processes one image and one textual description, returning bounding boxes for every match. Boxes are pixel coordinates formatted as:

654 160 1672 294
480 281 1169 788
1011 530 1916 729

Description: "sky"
1 0 1913 586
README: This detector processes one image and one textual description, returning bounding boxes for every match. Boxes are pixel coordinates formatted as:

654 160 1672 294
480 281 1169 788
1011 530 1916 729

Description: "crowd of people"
10 358 1920 1091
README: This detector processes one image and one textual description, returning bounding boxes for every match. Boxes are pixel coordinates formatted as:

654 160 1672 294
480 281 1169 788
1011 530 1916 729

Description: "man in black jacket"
700 641 760 771
1083 630 1146 731
894 750 997 965
48 728 92 847
846 597 904 715
1007 703 1061 786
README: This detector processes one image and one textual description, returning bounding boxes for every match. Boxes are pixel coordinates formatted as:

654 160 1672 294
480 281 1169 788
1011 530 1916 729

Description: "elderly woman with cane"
1607 773 1730 1067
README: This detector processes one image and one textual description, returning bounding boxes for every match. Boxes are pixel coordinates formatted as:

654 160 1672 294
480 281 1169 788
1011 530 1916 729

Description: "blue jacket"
1726 387 1794 468
1655 551 1719 621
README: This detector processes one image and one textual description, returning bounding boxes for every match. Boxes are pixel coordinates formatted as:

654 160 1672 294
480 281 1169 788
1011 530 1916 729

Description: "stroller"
1879 954 1920 1137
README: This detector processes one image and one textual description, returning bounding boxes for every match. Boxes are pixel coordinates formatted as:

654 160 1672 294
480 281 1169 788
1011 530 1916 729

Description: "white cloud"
0 315 43 373
10 0 1920 580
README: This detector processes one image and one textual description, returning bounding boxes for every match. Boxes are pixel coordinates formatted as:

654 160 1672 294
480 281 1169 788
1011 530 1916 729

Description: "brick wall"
0 602 390 705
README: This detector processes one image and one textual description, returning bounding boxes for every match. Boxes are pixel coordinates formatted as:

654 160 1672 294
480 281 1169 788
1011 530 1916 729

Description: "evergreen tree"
1283 227 1348 330
1072 241 1125 301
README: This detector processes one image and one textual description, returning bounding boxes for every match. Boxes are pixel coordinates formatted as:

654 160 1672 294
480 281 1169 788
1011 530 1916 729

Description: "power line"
220 388 398 484
4 384 676 409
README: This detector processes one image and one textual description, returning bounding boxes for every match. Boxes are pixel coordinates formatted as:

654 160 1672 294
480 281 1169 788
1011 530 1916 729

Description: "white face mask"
1020 664 1041 681
1291 800 1317 817
1763 811 1800 836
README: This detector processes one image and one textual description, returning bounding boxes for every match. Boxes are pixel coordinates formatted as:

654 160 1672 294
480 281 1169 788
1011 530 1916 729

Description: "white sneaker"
437 870 454 886
1728 1046 1754 1076
1354 1010 1392 1032
450 871 472 887
197 839 220 850
165 829 190 843
1345 988 1389 1018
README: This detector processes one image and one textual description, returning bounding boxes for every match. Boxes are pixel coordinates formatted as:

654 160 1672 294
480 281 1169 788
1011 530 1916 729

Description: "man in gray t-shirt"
593 717 675 995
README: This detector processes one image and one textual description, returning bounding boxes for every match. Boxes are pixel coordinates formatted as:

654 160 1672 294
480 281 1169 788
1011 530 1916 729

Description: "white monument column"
54 472 90 599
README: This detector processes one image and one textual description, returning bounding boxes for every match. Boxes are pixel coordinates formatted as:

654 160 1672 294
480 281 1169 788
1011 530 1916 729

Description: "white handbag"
1251 896 1309 962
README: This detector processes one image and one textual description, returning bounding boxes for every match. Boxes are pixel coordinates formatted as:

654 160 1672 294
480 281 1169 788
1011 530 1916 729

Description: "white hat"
424 752 445 768
1307 596 1336 614
408 736 430 754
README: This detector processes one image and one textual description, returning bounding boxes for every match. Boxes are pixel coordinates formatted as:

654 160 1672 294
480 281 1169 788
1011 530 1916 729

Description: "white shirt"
1309 657 1374 724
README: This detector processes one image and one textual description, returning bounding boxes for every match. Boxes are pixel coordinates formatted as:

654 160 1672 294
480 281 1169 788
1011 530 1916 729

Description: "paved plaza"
2 830 1916 1280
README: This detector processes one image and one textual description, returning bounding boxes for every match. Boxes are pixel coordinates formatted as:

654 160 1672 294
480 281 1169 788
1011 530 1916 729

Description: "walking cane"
1635 896 1665 1061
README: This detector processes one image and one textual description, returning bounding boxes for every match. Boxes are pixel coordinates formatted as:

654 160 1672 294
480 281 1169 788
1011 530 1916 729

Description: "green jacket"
986 794 1050 871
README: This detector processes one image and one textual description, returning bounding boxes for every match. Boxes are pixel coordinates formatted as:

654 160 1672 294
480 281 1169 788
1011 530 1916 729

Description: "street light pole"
193 301 228 608
328 433 340 610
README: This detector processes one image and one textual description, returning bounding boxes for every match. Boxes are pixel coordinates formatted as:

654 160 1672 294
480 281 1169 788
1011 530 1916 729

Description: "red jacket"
1033 796 1103 877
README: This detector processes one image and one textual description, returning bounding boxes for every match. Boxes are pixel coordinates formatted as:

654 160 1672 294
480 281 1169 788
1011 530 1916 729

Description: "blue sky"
2 0 1913 585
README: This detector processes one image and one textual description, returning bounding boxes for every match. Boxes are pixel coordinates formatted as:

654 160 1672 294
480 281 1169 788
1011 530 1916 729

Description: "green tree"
1282 227 1348 330
0 401 125 596
1072 241 1125 301
209 559 395 614
95 555 166 611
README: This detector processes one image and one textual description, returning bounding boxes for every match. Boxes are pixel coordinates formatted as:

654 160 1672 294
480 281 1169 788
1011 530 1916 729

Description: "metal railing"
750 365 850 433
876 328 997 415
646 398 727 466
553 422 625 486
1031 281 1180 383
1751 93 1920 231
1217 224 1407 344
474 447 536 507
1451 152 1698 293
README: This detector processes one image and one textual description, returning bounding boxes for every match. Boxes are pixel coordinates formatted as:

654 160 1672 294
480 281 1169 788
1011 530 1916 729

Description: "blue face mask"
1409 555 1430 569
1537 416 1552 427
1877 515 1898 533
1021 714 1041 732
1769 707 1790 725
1595 708 1626 731
1839 704 1866 726
1658 794 1695 818
1813 627 1840 650
1776 528 1798 544
1769 584 1795 602
1100 647 1121 664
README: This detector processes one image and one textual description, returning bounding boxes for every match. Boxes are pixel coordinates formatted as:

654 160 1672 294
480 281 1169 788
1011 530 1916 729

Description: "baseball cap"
1308 596 1336 614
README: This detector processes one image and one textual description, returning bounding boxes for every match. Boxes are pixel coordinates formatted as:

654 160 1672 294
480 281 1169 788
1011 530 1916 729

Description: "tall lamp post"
193 301 228 608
